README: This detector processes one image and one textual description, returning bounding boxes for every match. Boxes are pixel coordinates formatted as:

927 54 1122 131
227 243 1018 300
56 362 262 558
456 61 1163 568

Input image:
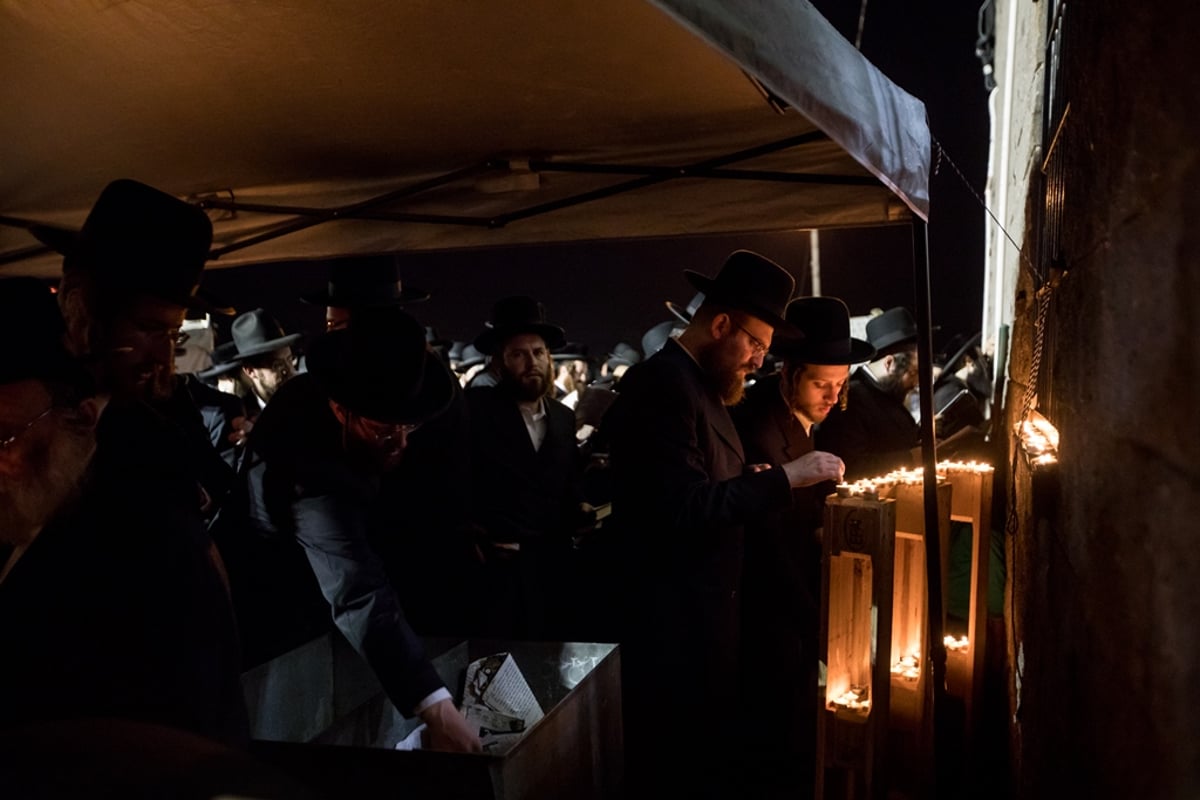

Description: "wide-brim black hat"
31 179 228 314
771 297 875 364
300 257 430 307
0 277 90 389
228 308 301 361
307 306 455 424
473 295 566 356
866 306 919 356
195 341 242 381
683 250 796 330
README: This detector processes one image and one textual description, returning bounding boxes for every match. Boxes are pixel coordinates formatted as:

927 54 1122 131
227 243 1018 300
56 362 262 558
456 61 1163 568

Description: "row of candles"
830 635 972 712
835 460 995 500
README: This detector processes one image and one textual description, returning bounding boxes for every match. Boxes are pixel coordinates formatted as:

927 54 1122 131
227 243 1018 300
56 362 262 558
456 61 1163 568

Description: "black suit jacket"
233 374 445 712
604 340 791 771
465 386 582 544
0 407 246 745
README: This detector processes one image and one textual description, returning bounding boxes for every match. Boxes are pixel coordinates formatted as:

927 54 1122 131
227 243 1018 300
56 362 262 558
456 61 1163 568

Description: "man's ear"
72 395 108 432
710 312 733 340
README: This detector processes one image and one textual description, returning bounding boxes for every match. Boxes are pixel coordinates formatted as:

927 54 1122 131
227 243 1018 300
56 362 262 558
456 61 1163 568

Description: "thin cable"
854 0 869 49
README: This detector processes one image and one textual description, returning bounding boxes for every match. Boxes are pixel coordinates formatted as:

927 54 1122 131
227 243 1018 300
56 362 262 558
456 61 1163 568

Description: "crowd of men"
0 179 950 797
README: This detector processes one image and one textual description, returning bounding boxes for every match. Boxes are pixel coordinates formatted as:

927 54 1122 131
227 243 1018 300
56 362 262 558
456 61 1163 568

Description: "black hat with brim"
307 306 455 424
196 341 242 381
866 306 919 356
772 297 876 364
228 308 302 361
683 250 796 331
473 295 566 356
31 179 231 315
300 257 430 307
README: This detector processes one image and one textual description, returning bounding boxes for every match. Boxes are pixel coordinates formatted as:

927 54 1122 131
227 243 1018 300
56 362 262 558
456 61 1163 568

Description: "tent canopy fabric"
0 0 928 278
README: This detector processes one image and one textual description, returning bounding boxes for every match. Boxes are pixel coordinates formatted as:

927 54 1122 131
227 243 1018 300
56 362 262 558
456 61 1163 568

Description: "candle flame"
829 685 872 713
1019 411 1060 466
943 634 969 652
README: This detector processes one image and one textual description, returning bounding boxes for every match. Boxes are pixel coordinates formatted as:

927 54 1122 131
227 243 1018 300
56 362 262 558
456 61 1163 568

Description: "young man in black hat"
731 296 874 799
603 251 846 800
465 296 591 640
0 277 246 745
228 308 301 412
233 306 480 752
816 305 923 479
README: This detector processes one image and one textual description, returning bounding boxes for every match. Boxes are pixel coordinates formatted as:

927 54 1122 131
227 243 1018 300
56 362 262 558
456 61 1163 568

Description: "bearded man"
465 296 590 639
0 278 246 745
815 305 923 480
604 252 845 800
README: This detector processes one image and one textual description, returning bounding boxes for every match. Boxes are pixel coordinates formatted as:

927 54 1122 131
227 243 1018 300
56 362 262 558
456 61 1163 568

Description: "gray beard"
0 422 95 549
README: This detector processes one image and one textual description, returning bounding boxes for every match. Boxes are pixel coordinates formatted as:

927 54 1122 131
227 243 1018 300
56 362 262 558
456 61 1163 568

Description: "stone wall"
1000 1 1200 796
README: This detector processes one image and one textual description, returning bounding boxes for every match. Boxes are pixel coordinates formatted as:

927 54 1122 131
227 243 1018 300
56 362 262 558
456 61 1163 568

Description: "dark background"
203 1 990 362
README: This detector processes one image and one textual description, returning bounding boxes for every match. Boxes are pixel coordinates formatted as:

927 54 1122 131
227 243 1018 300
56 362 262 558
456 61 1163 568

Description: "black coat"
815 369 920 480
730 375 826 794
0 405 247 745
465 385 582 544
234 374 445 713
465 385 583 638
603 340 791 796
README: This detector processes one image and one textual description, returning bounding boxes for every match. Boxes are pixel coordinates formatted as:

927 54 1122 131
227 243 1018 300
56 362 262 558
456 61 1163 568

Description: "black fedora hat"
683 250 795 329
300 257 430 308
195 341 242 381
771 297 875 364
32 179 221 313
307 306 455 424
229 309 301 361
473 296 566 356
605 342 642 370
665 292 705 325
866 307 919 356
0 277 89 389
552 342 590 362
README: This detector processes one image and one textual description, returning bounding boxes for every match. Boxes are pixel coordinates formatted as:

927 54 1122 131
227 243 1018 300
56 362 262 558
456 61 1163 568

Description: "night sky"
203 1 990 364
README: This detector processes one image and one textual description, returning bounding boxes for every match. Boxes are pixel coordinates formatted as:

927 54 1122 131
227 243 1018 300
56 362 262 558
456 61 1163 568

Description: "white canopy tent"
0 0 928 277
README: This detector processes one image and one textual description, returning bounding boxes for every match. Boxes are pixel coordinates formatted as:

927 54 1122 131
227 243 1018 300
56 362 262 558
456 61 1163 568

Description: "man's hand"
419 698 482 753
782 450 845 488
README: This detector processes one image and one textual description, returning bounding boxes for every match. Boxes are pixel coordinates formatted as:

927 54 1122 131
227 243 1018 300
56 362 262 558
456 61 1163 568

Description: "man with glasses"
816 306 923 480
298 259 475 639
603 251 845 799
0 277 246 745
227 308 301 412
36 179 237 520
233 306 480 752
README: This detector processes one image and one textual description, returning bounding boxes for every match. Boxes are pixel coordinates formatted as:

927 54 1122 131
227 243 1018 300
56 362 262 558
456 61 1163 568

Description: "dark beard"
499 363 552 403
0 420 96 548
696 342 745 406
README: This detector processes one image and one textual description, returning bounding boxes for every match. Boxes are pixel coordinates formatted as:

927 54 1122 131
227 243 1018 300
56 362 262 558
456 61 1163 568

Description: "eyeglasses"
0 406 53 450
110 328 188 355
351 413 423 447
736 324 769 358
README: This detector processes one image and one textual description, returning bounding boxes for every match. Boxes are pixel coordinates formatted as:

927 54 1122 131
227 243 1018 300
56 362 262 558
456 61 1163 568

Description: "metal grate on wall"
1025 0 1070 425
